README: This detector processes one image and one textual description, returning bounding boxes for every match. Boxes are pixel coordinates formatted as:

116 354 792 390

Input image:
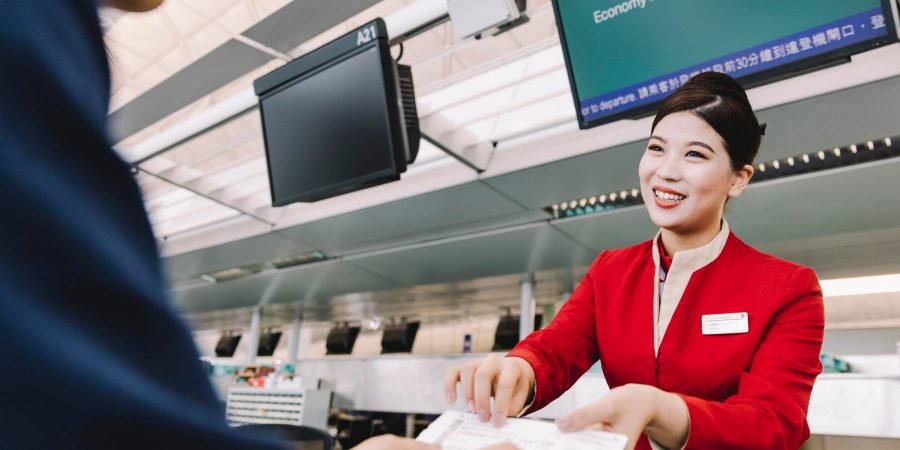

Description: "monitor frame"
254 19 409 205
552 0 900 130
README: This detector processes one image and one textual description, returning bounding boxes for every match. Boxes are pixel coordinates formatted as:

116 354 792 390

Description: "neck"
659 219 723 256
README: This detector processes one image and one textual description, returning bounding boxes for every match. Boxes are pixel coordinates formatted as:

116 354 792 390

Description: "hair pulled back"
652 72 763 170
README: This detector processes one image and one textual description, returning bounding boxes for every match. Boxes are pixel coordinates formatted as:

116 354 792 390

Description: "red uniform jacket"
508 231 824 449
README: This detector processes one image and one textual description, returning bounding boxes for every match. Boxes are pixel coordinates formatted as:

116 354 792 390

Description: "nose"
655 153 681 181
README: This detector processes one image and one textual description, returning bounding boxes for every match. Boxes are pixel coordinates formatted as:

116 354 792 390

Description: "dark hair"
651 72 762 170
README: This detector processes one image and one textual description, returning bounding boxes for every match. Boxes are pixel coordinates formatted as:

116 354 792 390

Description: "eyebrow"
688 141 716 153
649 135 717 153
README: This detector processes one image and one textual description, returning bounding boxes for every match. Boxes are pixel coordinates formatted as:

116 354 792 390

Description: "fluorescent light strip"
821 273 900 297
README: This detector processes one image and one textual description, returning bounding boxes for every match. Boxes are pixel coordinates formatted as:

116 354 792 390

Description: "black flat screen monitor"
326 325 361 355
381 321 420 354
257 331 282 357
255 19 409 204
552 0 900 129
215 334 242 357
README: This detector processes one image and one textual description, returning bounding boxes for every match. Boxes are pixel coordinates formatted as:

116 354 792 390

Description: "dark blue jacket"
0 1 285 448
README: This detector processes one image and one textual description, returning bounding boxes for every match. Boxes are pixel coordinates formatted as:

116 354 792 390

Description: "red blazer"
508 232 824 449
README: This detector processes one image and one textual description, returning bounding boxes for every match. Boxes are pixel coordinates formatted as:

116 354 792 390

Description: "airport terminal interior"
101 0 900 448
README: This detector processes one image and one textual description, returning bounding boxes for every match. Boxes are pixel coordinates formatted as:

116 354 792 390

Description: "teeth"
654 190 685 201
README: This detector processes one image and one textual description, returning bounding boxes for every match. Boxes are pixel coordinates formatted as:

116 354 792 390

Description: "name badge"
702 312 749 335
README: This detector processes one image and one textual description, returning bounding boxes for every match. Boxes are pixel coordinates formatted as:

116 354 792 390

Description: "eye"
647 144 664 153
686 150 706 159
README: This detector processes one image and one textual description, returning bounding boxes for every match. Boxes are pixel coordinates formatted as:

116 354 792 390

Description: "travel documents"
416 410 628 450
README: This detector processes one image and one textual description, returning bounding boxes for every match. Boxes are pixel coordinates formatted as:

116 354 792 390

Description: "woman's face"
639 111 751 236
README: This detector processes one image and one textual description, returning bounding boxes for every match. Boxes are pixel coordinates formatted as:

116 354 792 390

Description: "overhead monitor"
381 321 420 354
552 0 900 129
215 333 242 357
254 19 418 205
257 331 282 357
326 324 361 355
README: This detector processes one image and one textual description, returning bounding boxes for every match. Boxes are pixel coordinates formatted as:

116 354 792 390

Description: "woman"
444 72 825 450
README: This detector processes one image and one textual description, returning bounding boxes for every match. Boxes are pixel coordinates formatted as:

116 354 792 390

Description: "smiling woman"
447 73 826 450
640 73 758 254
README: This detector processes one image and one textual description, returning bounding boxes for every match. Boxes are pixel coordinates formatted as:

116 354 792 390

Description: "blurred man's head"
105 0 164 12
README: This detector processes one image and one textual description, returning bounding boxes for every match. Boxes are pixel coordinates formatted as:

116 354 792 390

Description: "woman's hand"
555 384 688 450
444 354 535 427
352 434 519 450
351 434 439 450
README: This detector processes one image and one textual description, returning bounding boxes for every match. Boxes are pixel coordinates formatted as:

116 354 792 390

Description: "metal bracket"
420 114 496 173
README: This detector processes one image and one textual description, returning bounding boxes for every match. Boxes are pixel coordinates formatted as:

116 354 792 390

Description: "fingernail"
478 409 490 422
556 417 573 431
491 414 505 428
468 400 475 412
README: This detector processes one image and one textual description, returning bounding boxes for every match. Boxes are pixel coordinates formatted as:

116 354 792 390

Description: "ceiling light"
772 160 780 170
817 151 825 160
802 154 810 164
568 200 577 209
588 196 597 205
631 188 640 197
787 157 795 166
886 137 893 147
758 163 766 172
599 195 607 203
867 140 875 150
820 273 900 297
850 144 858 153
833 148 841 157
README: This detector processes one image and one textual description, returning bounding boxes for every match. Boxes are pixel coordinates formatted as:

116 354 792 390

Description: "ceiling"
103 1 900 326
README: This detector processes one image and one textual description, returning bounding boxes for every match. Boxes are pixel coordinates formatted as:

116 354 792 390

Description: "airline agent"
445 72 825 450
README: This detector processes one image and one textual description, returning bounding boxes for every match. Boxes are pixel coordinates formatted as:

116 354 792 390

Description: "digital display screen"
553 0 898 128
259 46 400 204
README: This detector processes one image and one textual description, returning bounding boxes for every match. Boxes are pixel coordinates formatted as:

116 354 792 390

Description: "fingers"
444 366 461 404
473 355 502 422
481 443 520 450
490 359 522 427
556 396 617 432
352 434 440 450
459 360 479 411
446 355 534 427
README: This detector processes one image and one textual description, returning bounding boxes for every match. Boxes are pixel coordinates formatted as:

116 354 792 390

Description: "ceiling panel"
483 74 900 213
347 223 596 287
482 140 645 210
754 74 900 161
171 259 397 313
109 39 272 140
554 157 900 278
276 181 527 256
551 206 657 253
164 230 315 285
241 0 381 54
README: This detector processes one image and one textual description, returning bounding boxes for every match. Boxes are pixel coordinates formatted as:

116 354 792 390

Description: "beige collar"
651 220 731 354
652 220 731 276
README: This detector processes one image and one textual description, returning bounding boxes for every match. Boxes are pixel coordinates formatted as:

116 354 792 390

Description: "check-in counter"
295 353 900 439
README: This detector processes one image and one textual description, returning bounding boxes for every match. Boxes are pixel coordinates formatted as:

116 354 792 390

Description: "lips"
652 186 686 208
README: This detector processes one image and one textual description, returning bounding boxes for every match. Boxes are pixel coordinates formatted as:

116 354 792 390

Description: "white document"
416 411 628 450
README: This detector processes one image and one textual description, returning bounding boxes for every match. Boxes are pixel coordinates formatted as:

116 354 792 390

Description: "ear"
727 164 754 198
